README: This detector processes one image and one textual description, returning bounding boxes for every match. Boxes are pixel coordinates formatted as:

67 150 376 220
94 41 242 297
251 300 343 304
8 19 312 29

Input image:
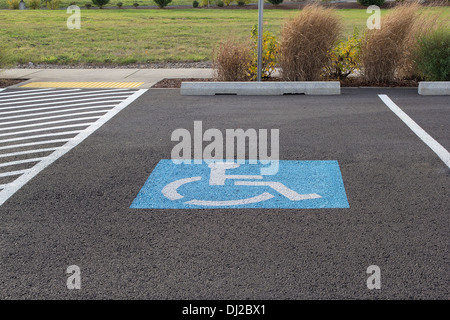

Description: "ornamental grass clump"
278 4 342 81
212 38 252 82
360 2 441 82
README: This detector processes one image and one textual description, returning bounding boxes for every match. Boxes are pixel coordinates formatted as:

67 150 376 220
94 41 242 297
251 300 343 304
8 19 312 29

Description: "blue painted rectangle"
130 160 349 209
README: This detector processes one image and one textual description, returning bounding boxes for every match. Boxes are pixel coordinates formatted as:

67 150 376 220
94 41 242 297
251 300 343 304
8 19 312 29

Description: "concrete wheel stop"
180 81 341 96
418 82 450 95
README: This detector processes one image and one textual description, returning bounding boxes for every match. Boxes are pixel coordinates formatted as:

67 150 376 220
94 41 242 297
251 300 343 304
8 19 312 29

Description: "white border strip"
0 89 147 206
379 94 450 168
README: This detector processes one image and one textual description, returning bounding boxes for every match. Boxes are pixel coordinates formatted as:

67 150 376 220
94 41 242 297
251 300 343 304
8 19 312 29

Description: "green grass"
0 7 448 66
0 0 242 9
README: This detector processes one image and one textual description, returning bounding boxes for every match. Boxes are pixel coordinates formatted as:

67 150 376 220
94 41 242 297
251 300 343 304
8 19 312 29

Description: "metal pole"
257 0 264 82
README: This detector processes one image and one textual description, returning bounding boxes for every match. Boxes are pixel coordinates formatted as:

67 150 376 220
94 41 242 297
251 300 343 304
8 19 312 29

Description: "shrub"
28 0 41 9
70 1 76 4
323 28 361 80
268 0 283 4
223 0 233 5
85 2 92 8
359 3 440 82
248 25 278 80
212 38 252 81
133 2 139 7
413 28 450 81
92 0 109 8
153 0 172 8
46 0 60 9
237 0 245 5
279 4 342 81
200 0 208 6
7 0 20 9
117 1 122 7
193 0 199 6
217 0 223 6
357 0 385 6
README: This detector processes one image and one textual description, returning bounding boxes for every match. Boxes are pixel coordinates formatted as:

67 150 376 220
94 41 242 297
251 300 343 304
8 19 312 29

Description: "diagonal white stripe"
0 114 104 128
0 96 131 110
0 157 44 168
0 102 120 116
0 131 83 144
0 139 71 151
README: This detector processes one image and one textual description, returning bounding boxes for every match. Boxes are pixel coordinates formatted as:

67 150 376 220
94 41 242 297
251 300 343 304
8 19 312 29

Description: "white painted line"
0 89 147 205
0 102 121 116
0 169 30 178
379 94 450 168
0 184 7 189
0 131 82 144
0 96 131 110
0 139 71 151
0 147 57 158
0 92 134 105
0 89 81 98
0 88 130 98
0 105 113 120
0 116 102 131
0 88 52 95
0 123 93 138
0 157 44 168
0 110 108 126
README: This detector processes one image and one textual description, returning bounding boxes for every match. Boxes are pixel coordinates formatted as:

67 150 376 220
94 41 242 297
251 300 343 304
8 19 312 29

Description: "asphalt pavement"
0 87 448 300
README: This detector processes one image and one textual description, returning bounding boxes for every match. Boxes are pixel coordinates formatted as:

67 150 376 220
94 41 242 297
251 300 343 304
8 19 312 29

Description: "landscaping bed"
0 78 26 88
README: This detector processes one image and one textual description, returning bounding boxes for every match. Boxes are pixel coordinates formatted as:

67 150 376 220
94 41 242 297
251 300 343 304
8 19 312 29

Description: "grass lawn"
0 7 448 66
0 0 226 9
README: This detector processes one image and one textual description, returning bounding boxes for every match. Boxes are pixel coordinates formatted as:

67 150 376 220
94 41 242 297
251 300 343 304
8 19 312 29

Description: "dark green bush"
192 0 198 7
85 2 91 8
117 1 122 7
268 0 283 5
357 0 385 6
237 0 244 5
133 2 139 7
153 0 171 8
92 0 109 8
217 0 223 6
413 29 450 81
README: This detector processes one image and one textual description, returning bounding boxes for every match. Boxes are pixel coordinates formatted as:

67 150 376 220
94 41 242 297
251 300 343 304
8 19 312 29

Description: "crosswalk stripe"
0 169 30 178
0 110 108 126
0 123 94 138
0 105 113 120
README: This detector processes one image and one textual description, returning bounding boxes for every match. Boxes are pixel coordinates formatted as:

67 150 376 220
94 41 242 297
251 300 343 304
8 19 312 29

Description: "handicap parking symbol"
130 160 349 209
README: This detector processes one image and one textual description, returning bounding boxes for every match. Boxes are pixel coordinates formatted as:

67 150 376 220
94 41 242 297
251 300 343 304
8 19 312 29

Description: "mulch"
0 79 26 88
151 77 420 88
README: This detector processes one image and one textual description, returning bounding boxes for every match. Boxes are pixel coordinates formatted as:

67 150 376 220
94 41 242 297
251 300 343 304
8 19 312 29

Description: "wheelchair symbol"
162 162 322 206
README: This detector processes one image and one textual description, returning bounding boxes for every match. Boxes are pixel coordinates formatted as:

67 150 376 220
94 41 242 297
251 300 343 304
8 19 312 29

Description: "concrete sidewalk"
0 68 214 89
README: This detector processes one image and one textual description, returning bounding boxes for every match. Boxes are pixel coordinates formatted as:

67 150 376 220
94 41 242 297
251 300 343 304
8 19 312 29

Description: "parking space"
0 88 448 299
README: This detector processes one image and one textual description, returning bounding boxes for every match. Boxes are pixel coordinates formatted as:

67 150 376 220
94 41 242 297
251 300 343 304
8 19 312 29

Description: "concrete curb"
180 81 341 96
418 82 450 95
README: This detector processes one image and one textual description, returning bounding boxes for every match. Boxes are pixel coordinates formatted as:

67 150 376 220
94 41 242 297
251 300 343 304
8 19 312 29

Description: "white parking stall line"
0 105 113 121
379 94 450 169
0 102 121 116
0 92 136 105
0 88 52 95
0 88 129 98
0 139 71 151
0 96 131 110
0 89 82 99
0 110 109 126
0 147 58 158
0 169 30 178
0 123 94 138
0 88 147 206
0 131 83 144
0 116 103 131
0 105 113 120
0 157 44 168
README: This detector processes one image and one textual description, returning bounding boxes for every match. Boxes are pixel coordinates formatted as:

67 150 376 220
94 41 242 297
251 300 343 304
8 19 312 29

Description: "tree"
92 0 110 8
153 0 172 8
